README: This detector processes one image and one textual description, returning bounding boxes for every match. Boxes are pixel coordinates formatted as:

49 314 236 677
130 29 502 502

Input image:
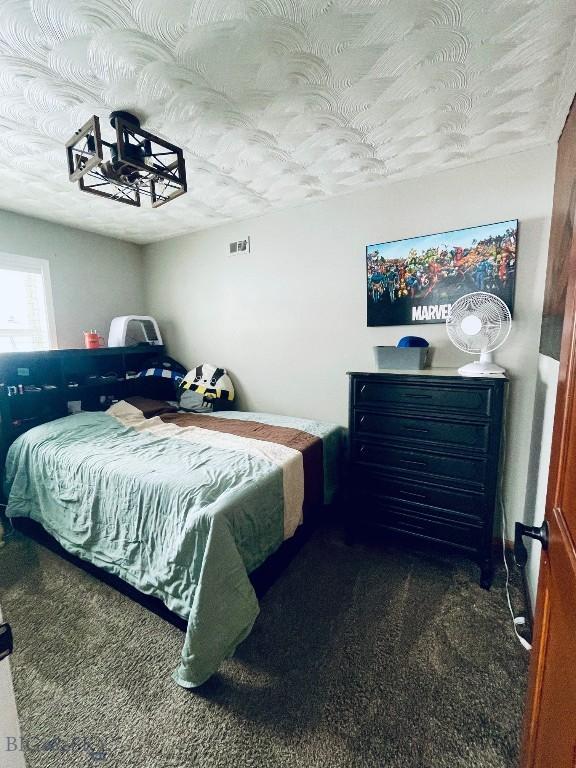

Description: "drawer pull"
359 445 367 454
360 385 366 394
398 490 427 500
403 426 429 434
404 393 433 399
359 415 366 424
398 458 427 467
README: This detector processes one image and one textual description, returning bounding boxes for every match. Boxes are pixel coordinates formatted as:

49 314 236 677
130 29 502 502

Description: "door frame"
0 603 26 767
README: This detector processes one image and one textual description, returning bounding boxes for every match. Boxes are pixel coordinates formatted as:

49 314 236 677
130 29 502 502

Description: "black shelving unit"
0 346 165 489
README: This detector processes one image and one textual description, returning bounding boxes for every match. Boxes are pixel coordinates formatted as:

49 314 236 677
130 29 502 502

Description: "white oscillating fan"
446 291 511 377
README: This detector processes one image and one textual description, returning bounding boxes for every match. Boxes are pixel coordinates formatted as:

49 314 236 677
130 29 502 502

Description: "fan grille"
446 292 511 354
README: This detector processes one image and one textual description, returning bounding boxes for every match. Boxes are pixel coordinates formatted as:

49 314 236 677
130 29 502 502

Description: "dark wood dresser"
347 369 507 588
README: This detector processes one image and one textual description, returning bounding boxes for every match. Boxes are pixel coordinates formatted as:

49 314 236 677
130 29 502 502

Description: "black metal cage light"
65 111 187 208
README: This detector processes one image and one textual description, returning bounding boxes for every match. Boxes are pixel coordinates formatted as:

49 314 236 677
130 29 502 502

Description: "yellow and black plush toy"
179 364 235 411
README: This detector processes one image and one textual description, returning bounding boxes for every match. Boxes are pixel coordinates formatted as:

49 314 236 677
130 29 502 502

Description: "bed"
3 398 342 688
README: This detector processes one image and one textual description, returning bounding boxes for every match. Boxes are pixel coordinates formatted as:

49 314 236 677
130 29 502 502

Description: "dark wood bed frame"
10 513 326 631
0 346 337 631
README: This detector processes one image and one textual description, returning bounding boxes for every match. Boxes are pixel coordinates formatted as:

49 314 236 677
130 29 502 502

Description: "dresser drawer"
351 440 489 488
347 372 505 586
353 378 492 416
353 410 490 452
353 468 486 521
360 500 483 552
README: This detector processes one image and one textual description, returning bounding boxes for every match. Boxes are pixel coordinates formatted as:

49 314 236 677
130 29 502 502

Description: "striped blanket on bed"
4 398 342 687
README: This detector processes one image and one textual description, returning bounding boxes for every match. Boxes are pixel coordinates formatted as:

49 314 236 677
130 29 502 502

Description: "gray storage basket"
373 346 430 370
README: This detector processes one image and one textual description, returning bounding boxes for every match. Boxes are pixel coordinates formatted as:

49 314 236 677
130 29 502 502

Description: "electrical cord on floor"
501 503 532 651
498 395 532 652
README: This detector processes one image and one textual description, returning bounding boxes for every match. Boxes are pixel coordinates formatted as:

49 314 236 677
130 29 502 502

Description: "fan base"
458 360 506 377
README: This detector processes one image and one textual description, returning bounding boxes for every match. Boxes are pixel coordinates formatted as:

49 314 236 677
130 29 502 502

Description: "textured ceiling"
0 0 575 244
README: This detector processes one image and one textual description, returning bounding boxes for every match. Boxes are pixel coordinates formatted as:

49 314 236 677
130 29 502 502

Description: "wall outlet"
229 237 250 255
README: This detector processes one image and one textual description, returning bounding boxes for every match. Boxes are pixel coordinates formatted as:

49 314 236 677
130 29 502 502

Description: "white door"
0 605 26 768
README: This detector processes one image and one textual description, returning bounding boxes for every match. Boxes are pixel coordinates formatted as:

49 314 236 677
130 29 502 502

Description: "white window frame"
0 252 58 351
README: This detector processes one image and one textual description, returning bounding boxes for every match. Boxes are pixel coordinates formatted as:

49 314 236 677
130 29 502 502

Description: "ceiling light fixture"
65 111 187 208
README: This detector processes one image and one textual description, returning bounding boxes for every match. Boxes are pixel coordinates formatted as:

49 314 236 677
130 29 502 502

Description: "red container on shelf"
84 330 105 349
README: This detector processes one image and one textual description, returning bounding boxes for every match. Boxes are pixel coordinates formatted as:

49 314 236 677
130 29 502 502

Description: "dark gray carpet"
0 528 528 768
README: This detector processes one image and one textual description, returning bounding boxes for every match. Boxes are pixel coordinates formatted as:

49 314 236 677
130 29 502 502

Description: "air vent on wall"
229 237 250 255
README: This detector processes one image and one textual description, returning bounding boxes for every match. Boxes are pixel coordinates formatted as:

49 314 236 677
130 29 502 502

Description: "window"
0 254 57 353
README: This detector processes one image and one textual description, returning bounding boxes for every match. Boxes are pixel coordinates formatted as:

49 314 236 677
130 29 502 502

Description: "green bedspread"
4 405 341 687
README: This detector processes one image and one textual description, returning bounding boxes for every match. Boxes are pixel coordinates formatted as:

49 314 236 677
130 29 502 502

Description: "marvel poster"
366 220 518 326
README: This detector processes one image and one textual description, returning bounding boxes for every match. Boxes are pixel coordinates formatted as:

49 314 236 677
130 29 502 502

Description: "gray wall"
0 145 558 582
0 210 145 349
523 354 559 608
143 144 557 540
